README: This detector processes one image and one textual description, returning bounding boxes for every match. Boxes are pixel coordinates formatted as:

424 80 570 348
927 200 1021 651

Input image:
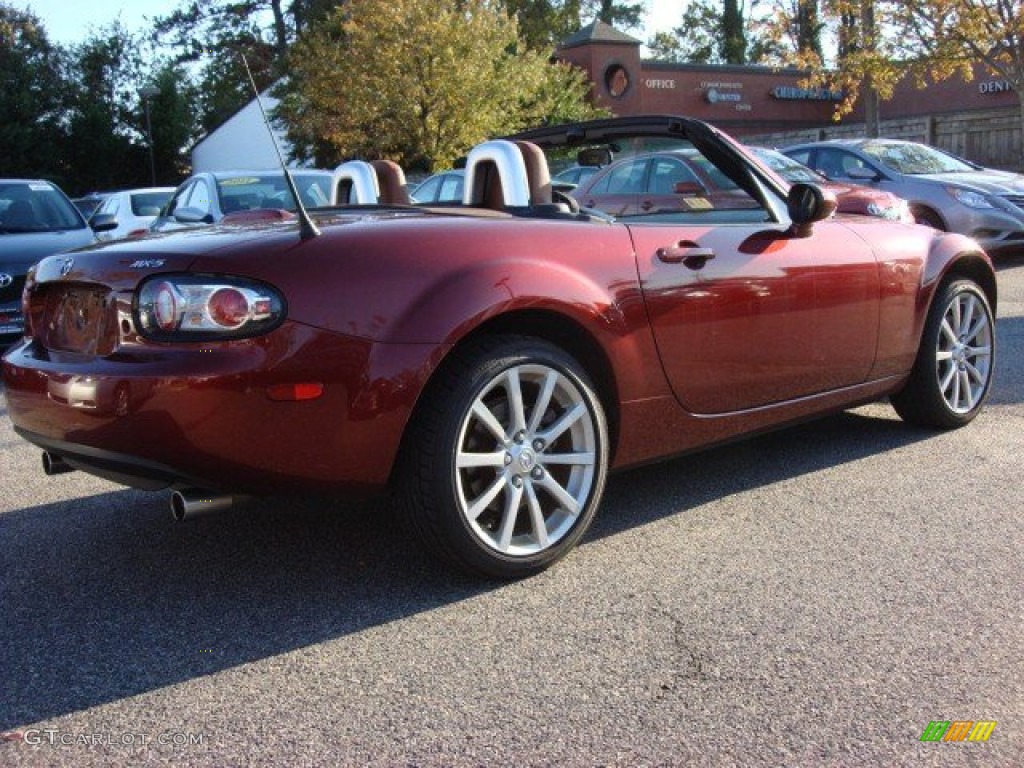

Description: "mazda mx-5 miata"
2 116 997 578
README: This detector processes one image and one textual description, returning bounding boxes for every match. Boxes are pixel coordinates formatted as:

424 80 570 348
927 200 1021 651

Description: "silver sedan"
782 138 1024 255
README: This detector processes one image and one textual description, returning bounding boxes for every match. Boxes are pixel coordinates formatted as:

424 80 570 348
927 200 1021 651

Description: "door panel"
629 222 880 414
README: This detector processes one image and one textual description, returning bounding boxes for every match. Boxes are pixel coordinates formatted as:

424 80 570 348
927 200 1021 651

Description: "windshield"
0 182 86 233
860 141 975 175
751 148 822 183
216 173 332 212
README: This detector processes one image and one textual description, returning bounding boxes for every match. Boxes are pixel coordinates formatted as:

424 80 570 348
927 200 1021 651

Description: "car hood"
0 228 96 274
914 170 1024 195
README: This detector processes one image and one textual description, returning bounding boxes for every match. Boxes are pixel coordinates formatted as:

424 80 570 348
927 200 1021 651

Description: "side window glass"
786 149 811 165
648 158 699 195
439 175 462 202
816 149 860 179
604 160 647 195
98 197 119 216
185 180 212 214
166 183 192 216
415 176 441 202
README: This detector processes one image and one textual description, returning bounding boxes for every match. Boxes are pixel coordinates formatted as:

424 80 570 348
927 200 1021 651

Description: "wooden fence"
744 107 1023 171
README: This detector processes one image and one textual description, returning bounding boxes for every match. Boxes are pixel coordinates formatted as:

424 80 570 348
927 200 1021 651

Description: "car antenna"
239 54 320 240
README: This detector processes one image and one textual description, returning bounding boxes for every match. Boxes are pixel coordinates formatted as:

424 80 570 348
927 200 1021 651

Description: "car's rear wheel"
399 335 608 578
891 278 994 428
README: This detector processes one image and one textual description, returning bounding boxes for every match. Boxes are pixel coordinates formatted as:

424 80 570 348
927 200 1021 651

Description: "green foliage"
648 0 777 65
0 5 70 182
277 0 605 172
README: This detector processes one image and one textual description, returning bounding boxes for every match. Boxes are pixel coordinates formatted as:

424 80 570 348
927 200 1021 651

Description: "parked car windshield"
859 141 975 175
750 147 821 183
216 173 332 212
0 181 86 233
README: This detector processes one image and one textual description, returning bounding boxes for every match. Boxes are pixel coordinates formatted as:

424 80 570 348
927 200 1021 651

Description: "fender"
382 255 673 404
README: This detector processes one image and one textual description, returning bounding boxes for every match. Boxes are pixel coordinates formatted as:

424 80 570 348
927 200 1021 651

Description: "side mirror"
787 183 837 237
847 167 880 182
90 213 118 233
174 207 214 224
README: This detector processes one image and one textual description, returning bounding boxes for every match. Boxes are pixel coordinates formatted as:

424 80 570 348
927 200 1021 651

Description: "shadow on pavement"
0 404 942 731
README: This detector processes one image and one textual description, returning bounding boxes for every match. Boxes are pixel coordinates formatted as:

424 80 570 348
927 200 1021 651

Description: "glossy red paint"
0 117 997 573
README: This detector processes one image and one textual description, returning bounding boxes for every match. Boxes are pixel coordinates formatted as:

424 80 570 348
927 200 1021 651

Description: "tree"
646 0 773 65
723 0 748 63
144 62 202 182
893 0 1024 141
0 4 70 182
152 1 338 134
277 0 605 171
63 25 152 192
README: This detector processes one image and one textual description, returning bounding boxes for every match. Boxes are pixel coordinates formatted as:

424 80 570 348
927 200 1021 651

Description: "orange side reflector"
266 382 324 401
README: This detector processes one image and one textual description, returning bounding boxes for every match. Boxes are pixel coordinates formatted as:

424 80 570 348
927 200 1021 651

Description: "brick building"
555 21 1020 138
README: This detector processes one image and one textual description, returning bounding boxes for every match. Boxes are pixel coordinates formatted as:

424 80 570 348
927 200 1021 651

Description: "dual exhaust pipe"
41 452 233 521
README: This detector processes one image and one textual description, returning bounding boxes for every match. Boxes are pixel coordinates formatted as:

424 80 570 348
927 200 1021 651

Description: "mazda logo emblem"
0 273 12 288
60 258 74 276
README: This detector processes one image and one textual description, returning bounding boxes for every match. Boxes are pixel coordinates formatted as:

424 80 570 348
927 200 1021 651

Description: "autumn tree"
893 0 1024 138
277 0 605 171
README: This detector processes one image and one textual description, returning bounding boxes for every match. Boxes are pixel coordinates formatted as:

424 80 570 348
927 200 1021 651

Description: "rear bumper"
2 322 443 493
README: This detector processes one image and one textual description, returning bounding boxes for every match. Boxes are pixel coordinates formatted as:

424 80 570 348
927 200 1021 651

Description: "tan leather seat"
371 160 411 205
513 141 553 206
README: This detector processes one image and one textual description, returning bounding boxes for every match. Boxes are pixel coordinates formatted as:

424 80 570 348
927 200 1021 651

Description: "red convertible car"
2 116 996 578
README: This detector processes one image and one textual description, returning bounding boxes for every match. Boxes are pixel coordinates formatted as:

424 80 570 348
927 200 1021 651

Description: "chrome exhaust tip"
170 488 234 521
42 451 75 476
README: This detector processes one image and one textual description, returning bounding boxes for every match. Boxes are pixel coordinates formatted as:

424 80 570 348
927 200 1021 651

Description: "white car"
90 187 176 241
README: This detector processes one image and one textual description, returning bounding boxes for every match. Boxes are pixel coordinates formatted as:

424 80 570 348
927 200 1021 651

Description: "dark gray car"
782 138 1024 255
0 180 96 344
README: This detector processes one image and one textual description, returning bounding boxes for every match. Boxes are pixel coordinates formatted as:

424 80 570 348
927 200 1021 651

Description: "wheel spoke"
958 295 977 336
496 481 524 552
465 474 506 521
540 451 595 467
939 363 957 394
537 472 580 515
959 370 974 409
935 350 954 362
524 481 549 549
505 368 527 435
965 360 985 386
526 369 559 435
940 318 958 346
950 367 962 408
457 450 508 468
950 297 962 334
965 312 988 342
472 400 507 443
537 402 585 444
966 344 992 359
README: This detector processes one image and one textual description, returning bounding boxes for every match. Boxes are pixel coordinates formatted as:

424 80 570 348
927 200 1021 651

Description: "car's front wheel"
399 336 608 578
891 278 995 428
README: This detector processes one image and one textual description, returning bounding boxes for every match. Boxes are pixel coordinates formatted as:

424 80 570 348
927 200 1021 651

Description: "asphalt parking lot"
1 258 1022 767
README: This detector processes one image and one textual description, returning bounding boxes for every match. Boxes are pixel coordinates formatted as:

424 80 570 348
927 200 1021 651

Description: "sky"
11 0 681 47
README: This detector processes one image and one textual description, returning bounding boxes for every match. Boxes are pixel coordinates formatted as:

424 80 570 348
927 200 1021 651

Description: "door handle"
641 200 654 211
656 242 716 268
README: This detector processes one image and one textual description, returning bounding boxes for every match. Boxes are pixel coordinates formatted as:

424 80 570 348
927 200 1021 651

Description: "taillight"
135 274 285 341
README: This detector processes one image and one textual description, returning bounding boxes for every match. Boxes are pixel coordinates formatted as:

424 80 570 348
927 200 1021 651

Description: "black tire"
397 335 608 579
913 207 945 230
891 278 995 428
